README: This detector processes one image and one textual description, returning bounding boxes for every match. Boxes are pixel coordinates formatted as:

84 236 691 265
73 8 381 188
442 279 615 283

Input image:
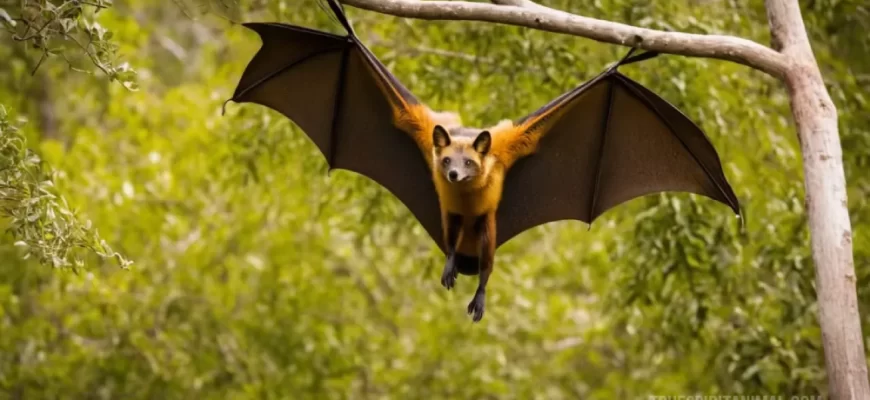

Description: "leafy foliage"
1 0 137 88
0 105 131 268
1 0 136 269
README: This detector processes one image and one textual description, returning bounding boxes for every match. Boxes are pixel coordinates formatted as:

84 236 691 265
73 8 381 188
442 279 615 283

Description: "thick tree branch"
489 0 550 12
341 0 789 78
766 0 813 53
765 1 869 399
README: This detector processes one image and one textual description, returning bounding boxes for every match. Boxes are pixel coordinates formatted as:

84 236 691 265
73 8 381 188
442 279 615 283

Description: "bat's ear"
433 125 451 148
473 131 491 154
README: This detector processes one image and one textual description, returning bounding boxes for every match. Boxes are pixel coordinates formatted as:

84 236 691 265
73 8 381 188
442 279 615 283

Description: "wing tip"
717 180 742 221
611 73 744 226
734 199 746 234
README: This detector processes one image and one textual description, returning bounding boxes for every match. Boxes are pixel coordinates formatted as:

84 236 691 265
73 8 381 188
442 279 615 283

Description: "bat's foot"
440 255 458 290
466 289 486 322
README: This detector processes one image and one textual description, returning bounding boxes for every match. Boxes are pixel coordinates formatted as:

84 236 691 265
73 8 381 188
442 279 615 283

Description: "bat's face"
432 126 492 184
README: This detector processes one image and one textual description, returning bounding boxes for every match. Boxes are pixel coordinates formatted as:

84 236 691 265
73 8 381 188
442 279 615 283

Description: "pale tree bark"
340 0 869 397
343 0 789 77
765 1 869 399
489 0 550 12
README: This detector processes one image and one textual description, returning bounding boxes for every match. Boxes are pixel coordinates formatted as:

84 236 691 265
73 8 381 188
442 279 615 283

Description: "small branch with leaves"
1 0 137 88
1 0 134 270
0 106 133 269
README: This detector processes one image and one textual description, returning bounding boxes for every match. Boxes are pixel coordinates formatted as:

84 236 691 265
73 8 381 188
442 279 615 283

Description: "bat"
224 0 741 321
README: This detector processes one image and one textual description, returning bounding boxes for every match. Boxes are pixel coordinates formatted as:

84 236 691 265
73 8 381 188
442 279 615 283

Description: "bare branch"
341 0 789 78
490 0 551 12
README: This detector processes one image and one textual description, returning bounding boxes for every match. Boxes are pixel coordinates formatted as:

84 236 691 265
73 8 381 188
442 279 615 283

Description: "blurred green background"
0 0 868 398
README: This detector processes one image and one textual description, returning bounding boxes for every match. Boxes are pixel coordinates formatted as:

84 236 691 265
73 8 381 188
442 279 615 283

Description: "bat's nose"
448 170 458 181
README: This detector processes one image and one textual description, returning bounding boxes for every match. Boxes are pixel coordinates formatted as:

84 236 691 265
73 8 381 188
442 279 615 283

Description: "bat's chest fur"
435 174 504 217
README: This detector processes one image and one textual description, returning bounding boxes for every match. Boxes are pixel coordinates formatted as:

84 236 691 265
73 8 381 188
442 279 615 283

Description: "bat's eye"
464 159 473 167
442 158 451 166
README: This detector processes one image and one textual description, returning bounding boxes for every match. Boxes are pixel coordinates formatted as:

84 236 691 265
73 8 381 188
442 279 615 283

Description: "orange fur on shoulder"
488 120 535 168
395 104 463 165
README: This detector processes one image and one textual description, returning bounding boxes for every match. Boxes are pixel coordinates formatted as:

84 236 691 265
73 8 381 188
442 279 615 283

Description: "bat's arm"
354 47 461 168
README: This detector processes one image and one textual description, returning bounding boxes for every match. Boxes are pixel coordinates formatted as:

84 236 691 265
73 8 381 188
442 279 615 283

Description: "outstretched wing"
495 49 740 248
226 1 442 246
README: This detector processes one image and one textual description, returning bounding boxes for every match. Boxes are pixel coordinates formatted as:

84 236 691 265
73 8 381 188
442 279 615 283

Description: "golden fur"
393 104 550 257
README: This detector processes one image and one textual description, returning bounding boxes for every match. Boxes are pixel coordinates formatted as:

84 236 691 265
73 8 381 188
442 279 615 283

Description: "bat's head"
432 125 492 184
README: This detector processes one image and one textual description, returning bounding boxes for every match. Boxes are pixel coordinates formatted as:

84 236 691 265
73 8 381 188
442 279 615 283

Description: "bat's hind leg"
441 254 479 290
440 213 462 290
440 255 459 290
467 213 496 322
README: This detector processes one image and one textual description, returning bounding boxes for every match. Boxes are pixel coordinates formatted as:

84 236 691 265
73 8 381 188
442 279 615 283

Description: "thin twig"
77 0 111 9
367 36 545 73
12 19 53 42
61 32 111 76
30 49 48 75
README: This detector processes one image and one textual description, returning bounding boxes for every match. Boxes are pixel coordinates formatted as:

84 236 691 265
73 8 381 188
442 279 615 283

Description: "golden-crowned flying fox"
226 0 741 321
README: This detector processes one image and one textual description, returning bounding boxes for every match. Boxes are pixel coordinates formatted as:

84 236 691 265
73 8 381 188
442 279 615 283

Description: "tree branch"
766 0 813 54
489 0 551 12
341 0 789 78
764 0 870 398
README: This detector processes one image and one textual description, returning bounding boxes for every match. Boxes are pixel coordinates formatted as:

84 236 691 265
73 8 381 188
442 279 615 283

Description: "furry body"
392 104 552 321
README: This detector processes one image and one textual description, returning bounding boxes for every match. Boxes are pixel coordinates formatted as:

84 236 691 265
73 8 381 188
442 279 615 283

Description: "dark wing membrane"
229 23 442 246
496 71 739 248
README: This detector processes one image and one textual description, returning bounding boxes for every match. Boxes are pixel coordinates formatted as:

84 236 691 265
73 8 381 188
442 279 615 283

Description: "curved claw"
440 255 458 290
467 290 486 322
